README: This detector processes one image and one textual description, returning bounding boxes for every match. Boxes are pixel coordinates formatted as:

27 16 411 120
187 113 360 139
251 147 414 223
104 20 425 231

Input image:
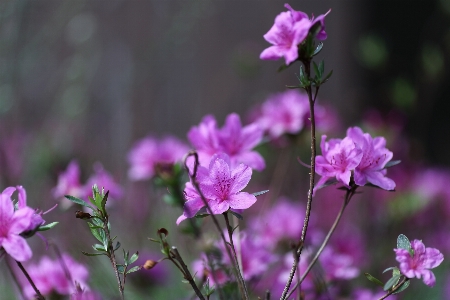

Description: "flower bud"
143 260 158 270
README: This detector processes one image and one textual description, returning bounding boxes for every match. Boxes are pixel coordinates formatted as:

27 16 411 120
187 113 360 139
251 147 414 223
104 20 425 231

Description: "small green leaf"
321 69 333 83
252 190 269 197
117 265 125 274
364 273 384 287
100 190 109 215
315 178 338 191
195 213 210 219
286 85 301 89
229 210 243 220
384 160 401 169
383 266 398 274
92 244 106 252
114 241 121 251
277 64 289 72
313 42 323 56
384 274 401 291
126 266 142 274
37 222 58 231
318 60 325 77
393 279 410 294
65 195 95 210
81 251 107 257
313 61 320 78
129 252 139 264
181 279 190 284
397 234 411 251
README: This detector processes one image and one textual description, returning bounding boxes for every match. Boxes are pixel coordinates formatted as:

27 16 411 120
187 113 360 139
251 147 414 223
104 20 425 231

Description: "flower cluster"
260 4 329 65
177 153 257 224
315 126 396 191
188 113 265 171
0 186 44 262
19 254 90 299
127 135 189 181
53 160 123 208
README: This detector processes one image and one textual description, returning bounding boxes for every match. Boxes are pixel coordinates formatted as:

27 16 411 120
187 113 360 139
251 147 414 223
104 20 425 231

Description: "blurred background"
0 0 450 299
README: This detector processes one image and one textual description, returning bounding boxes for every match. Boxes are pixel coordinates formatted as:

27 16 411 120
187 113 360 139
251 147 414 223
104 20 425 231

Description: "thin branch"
285 188 355 299
184 151 249 300
378 277 408 300
171 247 206 300
280 58 316 300
16 260 45 300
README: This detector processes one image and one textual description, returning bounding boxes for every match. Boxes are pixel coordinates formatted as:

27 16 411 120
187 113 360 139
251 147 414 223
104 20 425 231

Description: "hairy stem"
185 151 249 300
16 260 45 300
285 188 355 299
280 59 317 300
171 247 206 300
103 217 124 300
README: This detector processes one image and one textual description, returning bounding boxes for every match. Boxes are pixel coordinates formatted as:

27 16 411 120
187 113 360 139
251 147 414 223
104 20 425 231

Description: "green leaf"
92 244 106 252
393 279 410 295
114 241 121 252
286 85 301 89
314 178 338 191
195 214 210 219
88 222 105 243
252 190 269 197
229 210 243 220
383 267 398 274
129 252 139 264
313 61 320 79
65 195 95 211
313 42 323 56
277 64 289 72
384 160 401 169
126 266 142 274
117 264 125 274
364 273 384 287
100 190 109 215
321 69 333 83
392 267 401 277
318 60 325 76
397 234 411 251
37 222 58 231
384 274 401 291
81 251 107 257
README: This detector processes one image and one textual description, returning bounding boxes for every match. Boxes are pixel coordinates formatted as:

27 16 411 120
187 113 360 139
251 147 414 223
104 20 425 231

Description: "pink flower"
0 188 34 261
177 154 256 224
127 136 189 181
20 254 90 298
254 90 309 139
394 239 444 287
52 160 84 201
315 135 363 190
346 127 395 190
188 113 264 170
16 186 45 234
260 4 329 65
84 163 123 200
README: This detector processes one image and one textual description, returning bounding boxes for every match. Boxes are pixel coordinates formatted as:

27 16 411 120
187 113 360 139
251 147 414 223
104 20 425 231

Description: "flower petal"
2 234 32 261
228 193 257 210
230 164 252 194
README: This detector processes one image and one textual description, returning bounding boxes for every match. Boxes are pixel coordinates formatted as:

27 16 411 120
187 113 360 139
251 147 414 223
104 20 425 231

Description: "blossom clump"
20 254 90 298
394 239 444 287
188 113 264 171
177 153 256 224
127 135 189 181
315 126 396 191
260 4 329 65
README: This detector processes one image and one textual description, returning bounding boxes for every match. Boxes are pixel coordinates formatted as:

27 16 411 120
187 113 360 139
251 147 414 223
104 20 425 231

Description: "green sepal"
37 222 58 231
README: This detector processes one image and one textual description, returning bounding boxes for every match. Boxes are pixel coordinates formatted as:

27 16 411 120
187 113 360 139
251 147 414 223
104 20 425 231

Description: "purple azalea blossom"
315 135 363 190
177 153 256 224
254 90 309 139
260 4 329 65
346 127 396 190
352 289 392 300
319 246 360 280
188 113 264 170
52 161 84 209
127 135 189 181
394 239 444 287
20 254 90 298
0 188 34 261
16 186 45 233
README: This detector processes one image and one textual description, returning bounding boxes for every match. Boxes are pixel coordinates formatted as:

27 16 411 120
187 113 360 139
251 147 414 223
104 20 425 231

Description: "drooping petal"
228 193 257 210
2 234 32 261
365 171 396 190
2 187 16 197
183 198 206 219
421 269 436 287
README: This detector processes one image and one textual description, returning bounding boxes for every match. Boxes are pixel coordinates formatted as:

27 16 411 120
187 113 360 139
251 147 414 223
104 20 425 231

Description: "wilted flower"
394 239 444 287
